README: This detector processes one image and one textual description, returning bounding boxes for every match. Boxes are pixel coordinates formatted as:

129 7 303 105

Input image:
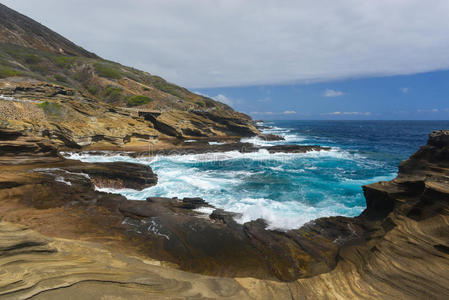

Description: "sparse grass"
94 63 122 79
126 95 152 107
0 66 22 78
150 77 185 98
29 63 50 74
53 56 76 68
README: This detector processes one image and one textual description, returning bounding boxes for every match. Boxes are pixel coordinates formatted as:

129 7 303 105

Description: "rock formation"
0 3 260 148
0 126 448 298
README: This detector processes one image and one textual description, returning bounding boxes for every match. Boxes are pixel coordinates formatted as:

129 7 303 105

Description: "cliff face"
0 4 259 146
295 130 449 299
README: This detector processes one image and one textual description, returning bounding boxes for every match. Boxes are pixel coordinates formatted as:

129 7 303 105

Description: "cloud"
212 94 233 106
323 89 344 98
250 111 274 115
283 110 296 115
417 108 439 113
4 0 449 88
322 111 371 116
400 87 409 93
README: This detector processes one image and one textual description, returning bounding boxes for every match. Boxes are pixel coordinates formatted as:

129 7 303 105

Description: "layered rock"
292 130 449 298
0 124 448 298
0 80 260 148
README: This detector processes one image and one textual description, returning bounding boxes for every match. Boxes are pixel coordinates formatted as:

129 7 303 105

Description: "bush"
0 66 22 78
24 54 42 64
94 63 122 79
87 85 99 95
126 95 152 107
54 74 67 83
72 69 91 83
37 101 63 115
104 85 122 102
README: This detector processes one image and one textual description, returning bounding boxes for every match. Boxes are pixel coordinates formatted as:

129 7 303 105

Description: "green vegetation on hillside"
0 42 230 113
0 66 23 78
53 56 76 69
126 95 152 107
104 86 123 102
94 63 122 79
37 101 63 116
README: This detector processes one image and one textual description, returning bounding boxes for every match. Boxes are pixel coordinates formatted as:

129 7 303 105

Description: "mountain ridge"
0 3 259 148
0 3 98 58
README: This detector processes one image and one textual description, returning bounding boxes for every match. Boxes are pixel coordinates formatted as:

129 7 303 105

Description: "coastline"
1 129 448 298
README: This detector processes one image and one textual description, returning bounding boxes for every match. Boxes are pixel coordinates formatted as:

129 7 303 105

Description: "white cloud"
250 111 274 115
212 94 233 106
323 89 344 98
283 110 296 115
400 87 409 93
322 111 371 116
417 108 439 113
4 0 449 88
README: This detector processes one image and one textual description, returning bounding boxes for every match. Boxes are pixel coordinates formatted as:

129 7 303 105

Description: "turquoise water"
66 120 449 230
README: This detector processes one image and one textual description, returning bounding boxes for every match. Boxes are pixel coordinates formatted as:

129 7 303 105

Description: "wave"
62 123 385 231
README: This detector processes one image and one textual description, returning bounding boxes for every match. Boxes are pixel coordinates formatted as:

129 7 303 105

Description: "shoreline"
1 127 448 298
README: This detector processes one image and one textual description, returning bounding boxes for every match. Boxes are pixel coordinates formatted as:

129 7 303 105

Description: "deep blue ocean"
67 120 449 230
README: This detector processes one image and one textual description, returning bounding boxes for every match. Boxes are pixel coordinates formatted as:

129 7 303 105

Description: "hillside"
0 3 258 148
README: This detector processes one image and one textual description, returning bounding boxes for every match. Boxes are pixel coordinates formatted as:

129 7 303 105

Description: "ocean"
66 120 449 230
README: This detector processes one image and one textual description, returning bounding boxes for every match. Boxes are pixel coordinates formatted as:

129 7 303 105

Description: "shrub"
72 70 91 83
87 85 99 95
94 63 122 79
0 66 22 78
104 85 122 102
37 101 63 116
126 95 152 107
24 54 42 64
54 74 67 83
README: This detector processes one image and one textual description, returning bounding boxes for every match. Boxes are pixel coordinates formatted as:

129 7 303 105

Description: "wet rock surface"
129 141 329 157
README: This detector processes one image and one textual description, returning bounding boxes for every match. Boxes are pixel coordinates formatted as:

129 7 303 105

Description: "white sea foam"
62 131 374 230
194 207 215 215
208 141 226 145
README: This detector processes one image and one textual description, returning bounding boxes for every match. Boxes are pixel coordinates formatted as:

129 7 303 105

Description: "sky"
3 0 449 120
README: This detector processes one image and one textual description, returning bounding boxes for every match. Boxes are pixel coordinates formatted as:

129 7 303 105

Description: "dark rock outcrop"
65 161 157 190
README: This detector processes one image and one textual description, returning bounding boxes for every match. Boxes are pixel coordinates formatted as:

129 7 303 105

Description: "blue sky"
197 70 449 120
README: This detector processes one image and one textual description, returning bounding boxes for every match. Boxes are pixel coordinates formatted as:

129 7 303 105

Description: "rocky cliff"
0 3 259 148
